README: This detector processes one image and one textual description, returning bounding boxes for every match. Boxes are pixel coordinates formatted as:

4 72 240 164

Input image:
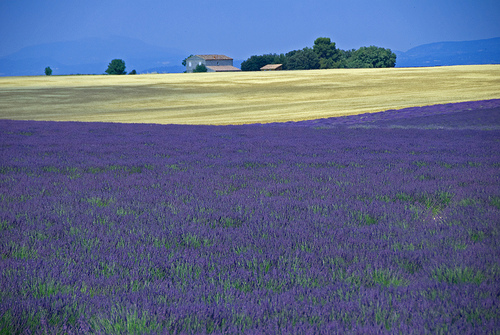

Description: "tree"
44 66 52 76
338 49 356 68
105 59 127 75
193 64 207 72
319 58 338 69
241 54 278 71
313 37 341 68
129 69 137 75
241 53 289 71
273 53 288 69
286 48 320 70
240 37 396 72
346 46 396 68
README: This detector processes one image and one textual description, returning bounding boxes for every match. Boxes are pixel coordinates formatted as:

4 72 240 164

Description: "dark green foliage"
241 54 286 71
105 59 126 75
129 69 137 75
241 37 396 71
313 37 342 69
44 66 52 76
346 46 397 68
193 64 207 73
286 47 320 70
313 37 338 59
331 49 356 68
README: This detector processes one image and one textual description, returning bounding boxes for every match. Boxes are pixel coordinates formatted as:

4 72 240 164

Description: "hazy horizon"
1 0 499 60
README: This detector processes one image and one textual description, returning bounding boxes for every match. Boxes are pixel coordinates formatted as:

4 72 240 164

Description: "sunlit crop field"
1 100 499 333
1 65 499 125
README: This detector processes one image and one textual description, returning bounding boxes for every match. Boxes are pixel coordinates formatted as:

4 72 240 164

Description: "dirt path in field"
1 64 499 125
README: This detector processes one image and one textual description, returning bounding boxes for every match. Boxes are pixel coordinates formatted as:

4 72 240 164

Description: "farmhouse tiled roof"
206 65 241 72
196 55 233 60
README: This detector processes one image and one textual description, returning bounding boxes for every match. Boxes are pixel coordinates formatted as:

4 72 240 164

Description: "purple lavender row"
268 99 500 129
0 100 499 333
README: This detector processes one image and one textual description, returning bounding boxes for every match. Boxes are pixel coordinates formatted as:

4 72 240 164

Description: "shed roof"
260 64 283 70
196 55 233 60
206 65 241 72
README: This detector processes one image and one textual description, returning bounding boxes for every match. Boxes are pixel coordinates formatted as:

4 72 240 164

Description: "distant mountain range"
1 37 499 76
0 36 187 76
395 37 500 67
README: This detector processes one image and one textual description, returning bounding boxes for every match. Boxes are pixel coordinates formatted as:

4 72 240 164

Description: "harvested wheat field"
0 64 499 125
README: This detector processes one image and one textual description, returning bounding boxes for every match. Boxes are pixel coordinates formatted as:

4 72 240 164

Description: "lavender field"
1 99 500 334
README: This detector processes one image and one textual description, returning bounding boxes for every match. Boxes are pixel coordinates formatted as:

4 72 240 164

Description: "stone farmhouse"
185 55 241 73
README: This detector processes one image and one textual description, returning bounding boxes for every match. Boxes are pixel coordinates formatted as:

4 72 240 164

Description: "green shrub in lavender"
0 99 499 333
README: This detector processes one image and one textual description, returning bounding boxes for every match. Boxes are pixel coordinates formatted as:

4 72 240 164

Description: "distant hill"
0 36 187 76
395 37 500 67
3 36 499 76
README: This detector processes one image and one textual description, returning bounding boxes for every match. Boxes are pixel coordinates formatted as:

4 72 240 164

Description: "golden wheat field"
1 64 499 125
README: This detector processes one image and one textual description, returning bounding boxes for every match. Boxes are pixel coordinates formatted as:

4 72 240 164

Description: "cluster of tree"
105 59 137 75
241 38 396 71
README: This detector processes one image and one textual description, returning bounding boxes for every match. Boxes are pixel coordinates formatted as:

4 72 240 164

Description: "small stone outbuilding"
185 55 241 73
260 64 283 71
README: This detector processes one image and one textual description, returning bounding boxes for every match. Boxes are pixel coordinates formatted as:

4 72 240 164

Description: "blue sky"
1 0 499 59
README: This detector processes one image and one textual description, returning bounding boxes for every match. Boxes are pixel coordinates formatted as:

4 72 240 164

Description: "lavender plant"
1 99 499 334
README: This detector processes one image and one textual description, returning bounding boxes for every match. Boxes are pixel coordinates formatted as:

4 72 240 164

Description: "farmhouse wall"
185 56 206 73
185 55 235 73
205 59 233 67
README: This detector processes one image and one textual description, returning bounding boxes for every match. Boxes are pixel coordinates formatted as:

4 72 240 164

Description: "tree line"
44 38 395 75
44 59 137 75
241 37 396 71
